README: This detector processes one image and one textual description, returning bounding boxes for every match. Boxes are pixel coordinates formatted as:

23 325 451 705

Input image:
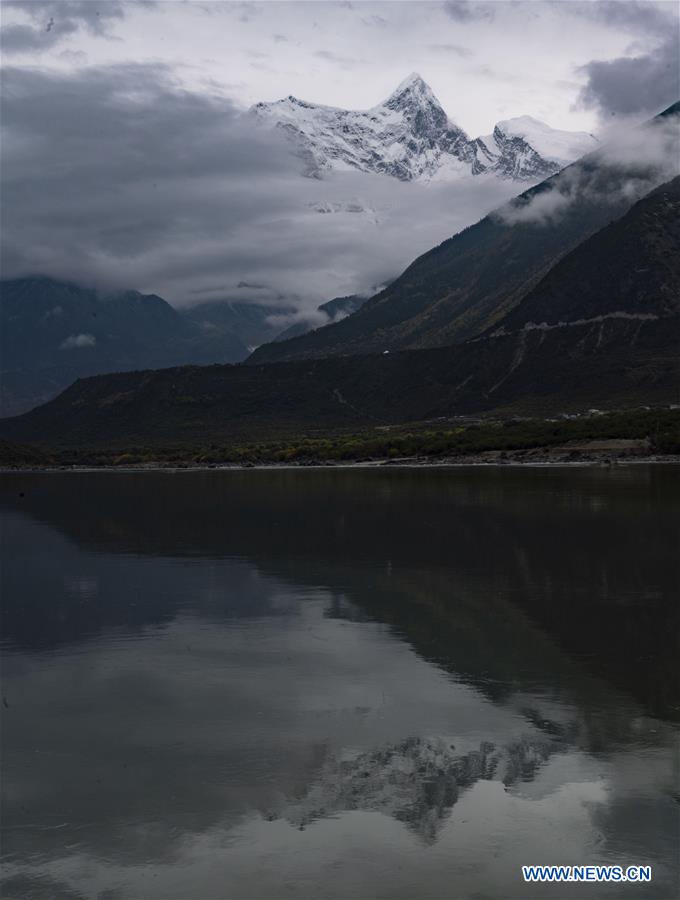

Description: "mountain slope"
253 73 597 183
496 177 680 331
249 103 679 365
0 278 250 416
271 295 368 344
181 298 298 351
3 178 679 447
0 280 373 417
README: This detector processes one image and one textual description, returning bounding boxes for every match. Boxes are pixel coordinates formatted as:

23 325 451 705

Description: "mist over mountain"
182 299 298 353
1 65 594 321
3 102 677 425
4 174 678 448
0 67 610 417
0 280 371 416
3 7 680 900
250 103 679 364
271 296 369 344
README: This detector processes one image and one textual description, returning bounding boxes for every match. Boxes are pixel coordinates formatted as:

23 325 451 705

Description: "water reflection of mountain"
2 467 678 718
2 469 679 898
275 734 562 843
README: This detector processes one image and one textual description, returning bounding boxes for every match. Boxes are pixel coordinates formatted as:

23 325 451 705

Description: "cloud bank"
571 0 680 123
0 1 146 54
0 63 523 315
496 110 680 226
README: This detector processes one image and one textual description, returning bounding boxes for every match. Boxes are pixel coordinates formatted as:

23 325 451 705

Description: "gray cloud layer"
571 1 680 121
445 1 679 123
579 37 679 120
564 0 674 33
0 1 144 54
0 63 521 314
443 1 495 23
5 4 672 315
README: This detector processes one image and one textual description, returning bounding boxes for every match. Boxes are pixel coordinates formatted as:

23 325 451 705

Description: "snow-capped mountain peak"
380 71 446 114
493 116 598 167
252 75 598 183
386 71 431 95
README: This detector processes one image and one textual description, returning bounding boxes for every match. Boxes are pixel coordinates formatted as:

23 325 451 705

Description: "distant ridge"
0 278 250 417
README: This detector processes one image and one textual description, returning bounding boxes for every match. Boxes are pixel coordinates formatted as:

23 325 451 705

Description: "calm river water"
1 466 679 899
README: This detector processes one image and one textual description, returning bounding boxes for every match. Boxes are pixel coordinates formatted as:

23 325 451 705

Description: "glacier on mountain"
252 73 598 183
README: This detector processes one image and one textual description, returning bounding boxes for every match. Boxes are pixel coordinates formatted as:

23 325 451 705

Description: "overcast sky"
1 1 678 311
2 1 678 133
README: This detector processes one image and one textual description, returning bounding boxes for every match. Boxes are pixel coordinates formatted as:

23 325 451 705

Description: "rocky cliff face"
252 73 598 183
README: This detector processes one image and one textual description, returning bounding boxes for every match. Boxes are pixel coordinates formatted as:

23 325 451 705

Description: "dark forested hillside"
496 177 680 330
249 104 680 364
0 278 250 416
2 173 679 450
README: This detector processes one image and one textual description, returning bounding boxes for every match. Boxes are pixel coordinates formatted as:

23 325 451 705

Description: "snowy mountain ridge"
252 73 598 183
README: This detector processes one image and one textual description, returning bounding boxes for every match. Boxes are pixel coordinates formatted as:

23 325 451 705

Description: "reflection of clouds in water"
2 468 679 899
0 774 640 900
1 600 527 866
2 594 677 898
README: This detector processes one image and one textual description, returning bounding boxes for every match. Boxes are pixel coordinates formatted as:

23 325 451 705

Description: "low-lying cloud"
60 333 97 350
1 63 523 317
496 111 679 226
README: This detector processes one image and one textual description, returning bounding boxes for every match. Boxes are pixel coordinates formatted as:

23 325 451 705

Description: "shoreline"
3 412 679 473
2 454 680 474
